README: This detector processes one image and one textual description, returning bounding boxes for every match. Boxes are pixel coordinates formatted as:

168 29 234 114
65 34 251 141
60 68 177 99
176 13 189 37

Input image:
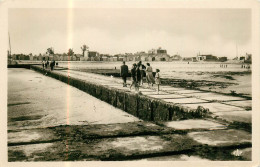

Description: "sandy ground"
8 68 139 130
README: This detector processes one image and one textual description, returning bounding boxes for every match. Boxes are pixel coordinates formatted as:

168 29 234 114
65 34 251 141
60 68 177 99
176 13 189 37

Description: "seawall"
30 65 209 122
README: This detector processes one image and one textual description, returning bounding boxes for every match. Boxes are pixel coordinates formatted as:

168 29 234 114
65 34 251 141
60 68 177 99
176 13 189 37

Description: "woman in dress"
146 63 155 87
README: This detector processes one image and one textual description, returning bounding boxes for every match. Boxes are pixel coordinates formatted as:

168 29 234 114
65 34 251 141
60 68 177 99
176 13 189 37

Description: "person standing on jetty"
44 60 47 69
136 63 142 86
120 61 129 87
146 63 155 87
42 61 45 69
155 69 161 94
130 63 138 92
138 61 146 85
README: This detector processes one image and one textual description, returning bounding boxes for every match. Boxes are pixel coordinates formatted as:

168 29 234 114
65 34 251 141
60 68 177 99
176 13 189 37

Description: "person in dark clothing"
120 61 129 87
130 63 138 91
46 60 49 69
138 61 146 85
136 63 141 86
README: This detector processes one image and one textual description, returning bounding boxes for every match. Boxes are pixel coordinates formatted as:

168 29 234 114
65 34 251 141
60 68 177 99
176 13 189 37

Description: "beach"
57 61 251 97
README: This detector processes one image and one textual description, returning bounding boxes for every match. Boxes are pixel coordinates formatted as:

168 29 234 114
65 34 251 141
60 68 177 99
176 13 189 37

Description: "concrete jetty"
8 66 252 161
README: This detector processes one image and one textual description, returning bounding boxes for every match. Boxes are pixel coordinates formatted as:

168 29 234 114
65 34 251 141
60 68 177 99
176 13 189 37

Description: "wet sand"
8 68 139 130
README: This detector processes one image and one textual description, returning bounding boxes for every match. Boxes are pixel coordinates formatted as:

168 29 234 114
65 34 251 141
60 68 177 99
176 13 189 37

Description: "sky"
8 8 251 58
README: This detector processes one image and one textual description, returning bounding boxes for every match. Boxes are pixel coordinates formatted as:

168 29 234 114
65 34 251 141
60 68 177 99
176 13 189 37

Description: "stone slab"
182 103 245 112
137 154 210 161
8 122 181 146
212 110 252 123
222 100 252 109
53 122 179 139
163 98 208 104
8 134 200 161
147 94 186 99
164 119 226 130
8 129 59 144
172 90 204 94
138 88 155 92
159 87 186 91
141 91 170 95
188 92 246 101
109 85 130 91
188 129 251 147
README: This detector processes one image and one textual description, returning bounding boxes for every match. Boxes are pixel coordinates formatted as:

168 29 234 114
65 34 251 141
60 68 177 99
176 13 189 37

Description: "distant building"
33 56 38 61
38 55 43 61
182 57 193 61
148 47 167 54
29 55 34 61
197 54 218 61
218 57 228 62
172 54 182 61
75 54 82 61
88 51 100 61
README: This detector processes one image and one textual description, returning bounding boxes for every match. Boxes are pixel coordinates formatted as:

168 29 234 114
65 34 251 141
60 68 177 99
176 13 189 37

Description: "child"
155 69 161 94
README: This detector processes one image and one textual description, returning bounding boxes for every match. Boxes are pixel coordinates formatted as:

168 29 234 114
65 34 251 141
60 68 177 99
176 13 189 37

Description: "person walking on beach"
155 69 161 94
120 61 129 87
130 63 138 92
146 63 155 87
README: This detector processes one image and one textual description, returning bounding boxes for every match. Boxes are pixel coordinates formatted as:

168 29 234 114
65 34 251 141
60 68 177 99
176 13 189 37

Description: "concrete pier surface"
8 67 252 161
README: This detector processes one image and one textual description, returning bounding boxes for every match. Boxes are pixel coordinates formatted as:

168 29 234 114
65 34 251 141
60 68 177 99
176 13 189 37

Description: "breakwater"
30 65 210 121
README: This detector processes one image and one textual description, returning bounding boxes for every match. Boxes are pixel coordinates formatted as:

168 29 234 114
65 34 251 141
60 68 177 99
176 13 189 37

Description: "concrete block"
152 101 169 121
109 89 118 107
222 100 251 109
125 93 138 117
188 129 251 147
212 110 252 124
148 94 186 99
169 106 188 120
138 154 210 161
159 87 186 91
189 92 246 101
163 98 208 104
116 92 125 111
141 91 169 95
8 128 59 145
182 103 245 113
173 90 204 94
95 85 102 98
138 97 152 121
8 133 200 161
164 119 226 130
100 87 109 102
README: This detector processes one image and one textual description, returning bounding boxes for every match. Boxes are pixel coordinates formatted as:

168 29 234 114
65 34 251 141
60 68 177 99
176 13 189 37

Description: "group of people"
42 60 57 71
220 64 228 68
120 61 161 94
241 64 250 69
